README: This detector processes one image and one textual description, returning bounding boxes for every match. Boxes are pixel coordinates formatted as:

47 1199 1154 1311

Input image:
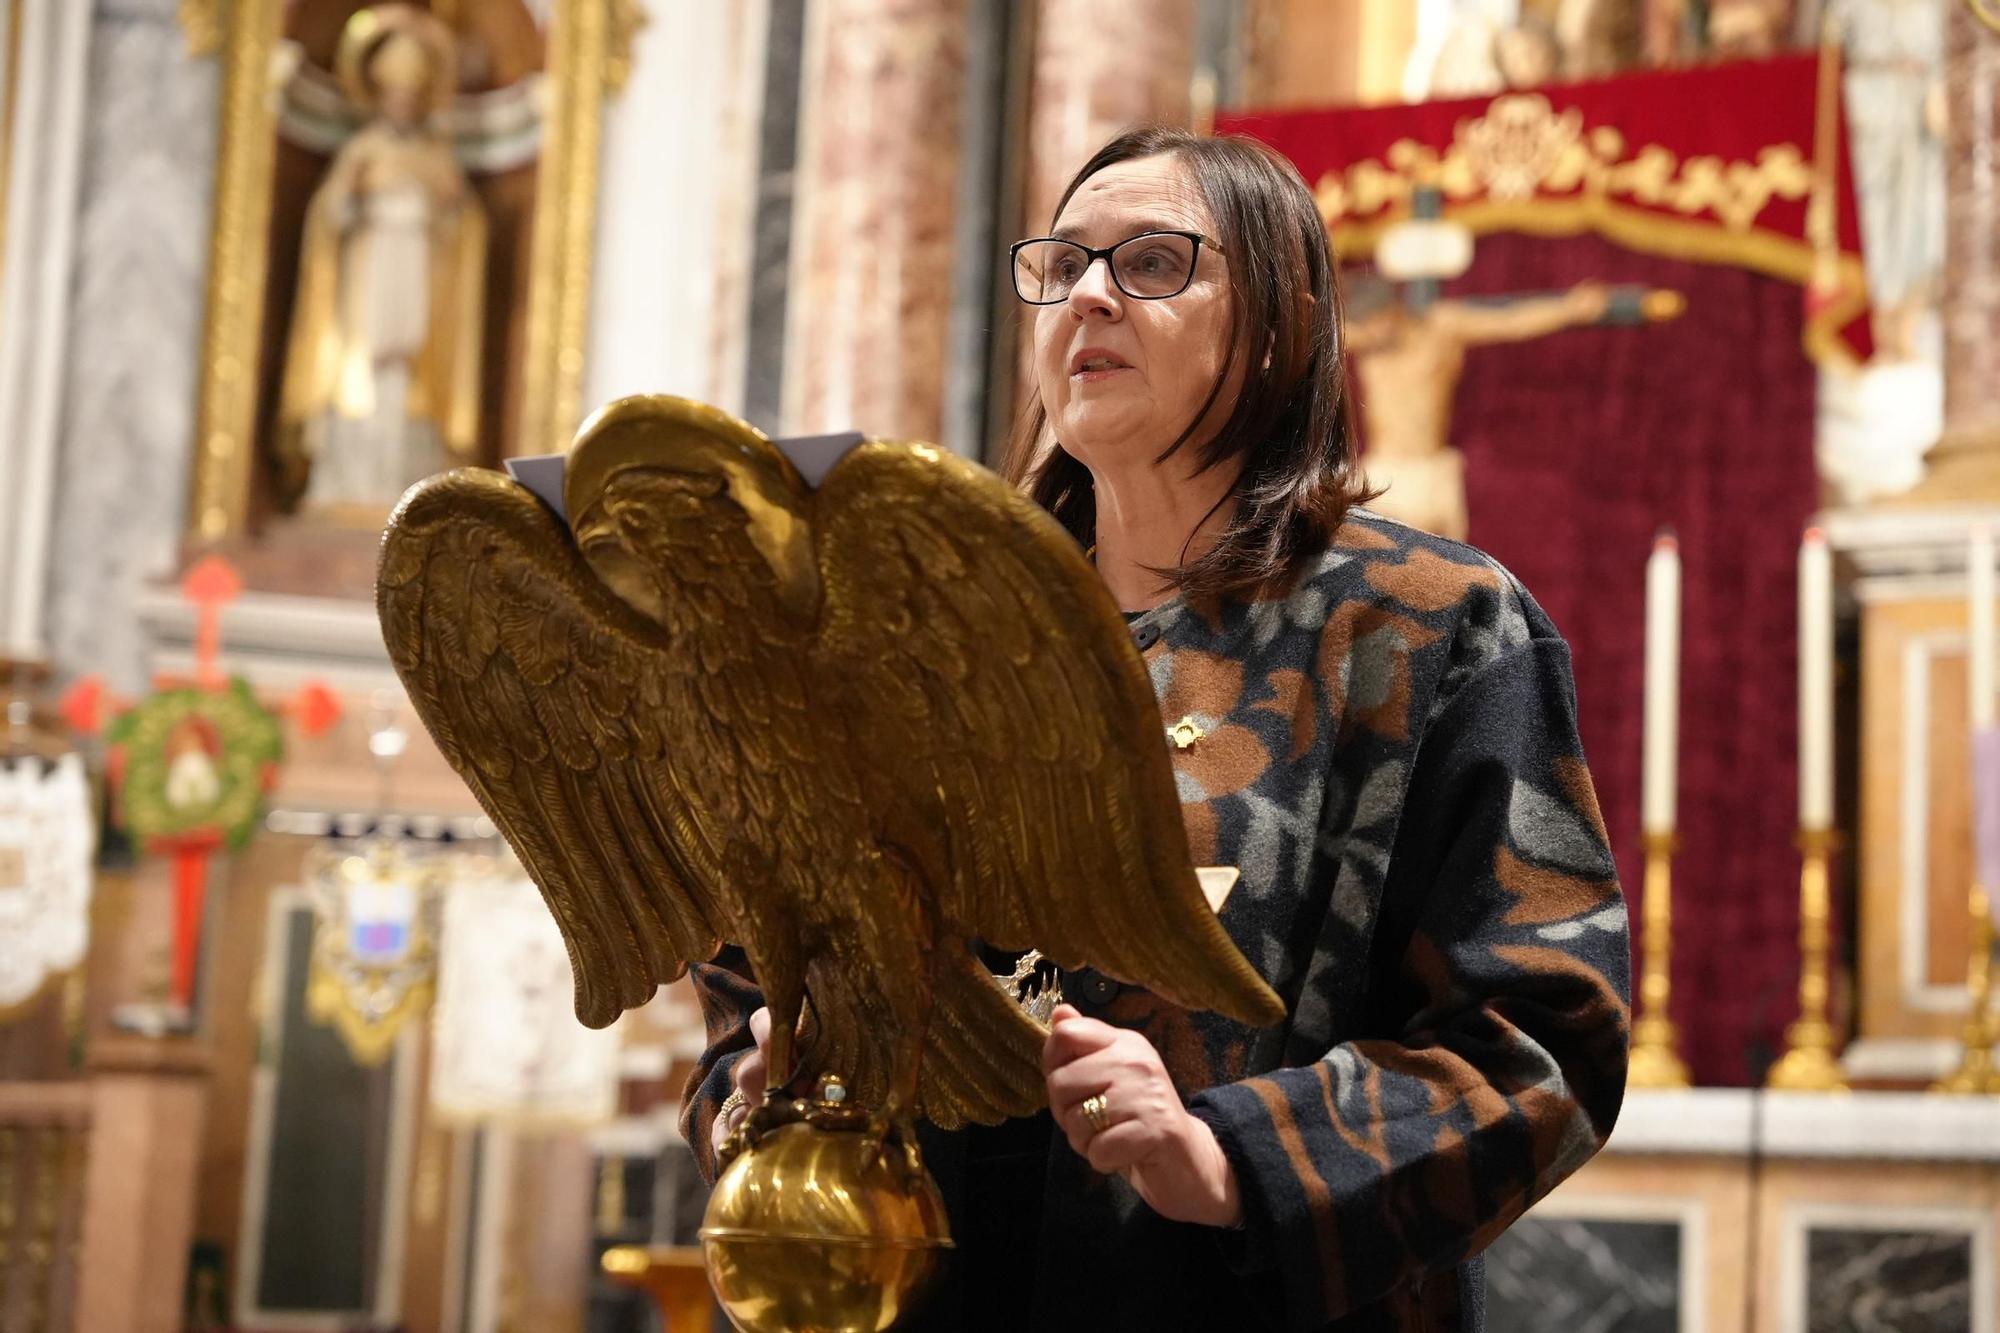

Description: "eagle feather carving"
378 395 1283 1131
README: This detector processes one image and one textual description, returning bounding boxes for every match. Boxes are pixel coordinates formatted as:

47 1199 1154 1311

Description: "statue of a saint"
277 7 488 515
1344 273 1682 540
1419 3 1509 99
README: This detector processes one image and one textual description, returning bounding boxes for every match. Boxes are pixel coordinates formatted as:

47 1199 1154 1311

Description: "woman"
683 127 1630 1332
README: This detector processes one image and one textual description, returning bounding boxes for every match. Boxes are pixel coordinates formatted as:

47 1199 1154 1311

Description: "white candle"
1973 524 1999 892
1642 532 1680 835
1799 528 1834 830
1971 524 1995 729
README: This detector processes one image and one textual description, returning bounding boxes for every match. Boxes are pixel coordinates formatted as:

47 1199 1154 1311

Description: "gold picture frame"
186 0 620 544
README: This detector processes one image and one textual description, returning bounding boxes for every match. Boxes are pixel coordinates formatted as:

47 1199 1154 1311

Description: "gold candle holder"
1766 827 1849 1092
1627 831 1690 1089
1930 884 2000 1094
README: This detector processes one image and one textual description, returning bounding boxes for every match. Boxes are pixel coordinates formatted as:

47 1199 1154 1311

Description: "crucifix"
1344 186 1684 540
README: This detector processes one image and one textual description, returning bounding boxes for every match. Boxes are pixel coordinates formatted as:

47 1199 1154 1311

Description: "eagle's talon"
895 1123 924 1183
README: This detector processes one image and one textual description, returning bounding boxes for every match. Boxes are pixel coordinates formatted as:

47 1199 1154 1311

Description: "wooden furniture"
0 1038 211 1333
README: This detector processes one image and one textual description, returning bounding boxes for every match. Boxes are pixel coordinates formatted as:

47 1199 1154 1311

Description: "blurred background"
0 0 1997 1329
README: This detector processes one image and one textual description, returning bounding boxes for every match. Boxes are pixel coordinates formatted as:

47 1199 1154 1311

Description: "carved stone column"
783 0 969 442
1023 0 1196 234
1924 1 2000 497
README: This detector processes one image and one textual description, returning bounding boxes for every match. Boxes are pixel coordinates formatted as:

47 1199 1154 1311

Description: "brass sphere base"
700 1078 951 1333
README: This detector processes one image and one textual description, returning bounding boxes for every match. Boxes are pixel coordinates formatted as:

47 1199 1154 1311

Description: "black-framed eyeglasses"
1008 229 1219 305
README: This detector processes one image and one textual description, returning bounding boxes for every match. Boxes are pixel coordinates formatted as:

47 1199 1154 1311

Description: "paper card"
503 454 568 522
502 430 868 527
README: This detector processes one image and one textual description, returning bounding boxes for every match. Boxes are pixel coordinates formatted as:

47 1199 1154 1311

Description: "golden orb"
700 1109 952 1333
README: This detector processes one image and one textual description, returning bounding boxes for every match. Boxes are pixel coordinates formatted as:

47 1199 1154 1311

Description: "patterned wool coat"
682 510 1632 1331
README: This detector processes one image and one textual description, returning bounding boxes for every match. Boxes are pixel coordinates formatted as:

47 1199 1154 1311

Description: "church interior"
0 0 1997 1329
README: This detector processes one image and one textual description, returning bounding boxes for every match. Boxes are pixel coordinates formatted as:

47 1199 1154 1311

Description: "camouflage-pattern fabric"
683 510 1631 1331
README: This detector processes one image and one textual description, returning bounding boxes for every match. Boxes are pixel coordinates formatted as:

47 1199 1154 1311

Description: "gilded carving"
1315 94 1814 234
378 396 1285 1135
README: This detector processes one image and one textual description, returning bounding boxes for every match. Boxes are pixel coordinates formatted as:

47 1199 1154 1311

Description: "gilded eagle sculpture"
377 395 1284 1145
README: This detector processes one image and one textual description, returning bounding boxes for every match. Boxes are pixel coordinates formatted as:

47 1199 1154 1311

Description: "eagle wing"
377 469 728 1028
813 442 1287 1030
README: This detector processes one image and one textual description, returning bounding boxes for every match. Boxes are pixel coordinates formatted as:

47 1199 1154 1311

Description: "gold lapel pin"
1168 716 1205 750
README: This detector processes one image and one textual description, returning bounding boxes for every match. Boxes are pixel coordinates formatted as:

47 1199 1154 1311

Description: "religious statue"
277 7 488 516
163 716 223 811
1824 0 1946 362
1495 17 1566 88
1344 272 1683 540
1416 7 1584 99
1555 0 1645 76
1432 6 1504 100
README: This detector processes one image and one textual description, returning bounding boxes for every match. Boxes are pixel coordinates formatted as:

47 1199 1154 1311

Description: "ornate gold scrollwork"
1315 94 1813 235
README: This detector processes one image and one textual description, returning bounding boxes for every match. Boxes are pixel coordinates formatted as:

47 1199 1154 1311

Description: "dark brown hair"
1002 126 1373 603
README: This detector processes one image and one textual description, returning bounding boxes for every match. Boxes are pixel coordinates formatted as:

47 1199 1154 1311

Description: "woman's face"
1032 154 1236 473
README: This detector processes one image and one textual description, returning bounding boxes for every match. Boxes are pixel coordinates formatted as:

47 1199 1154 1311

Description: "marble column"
782 0 968 442
1940 0 2000 456
0 0 92 662
1912 0 2000 500
45 0 218 689
1023 0 1196 234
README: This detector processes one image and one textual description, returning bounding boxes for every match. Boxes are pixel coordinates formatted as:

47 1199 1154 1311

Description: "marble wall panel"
1804 1226 1973 1333
1487 1216 1682 1333
45 0 217 690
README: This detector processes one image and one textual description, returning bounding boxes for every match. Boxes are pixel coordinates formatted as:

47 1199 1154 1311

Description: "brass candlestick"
1767 828 1850 1092
1627 831 1690 1089
1931 884 2000 1094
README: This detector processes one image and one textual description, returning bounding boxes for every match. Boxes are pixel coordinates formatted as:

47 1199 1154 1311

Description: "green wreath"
108 679 285 849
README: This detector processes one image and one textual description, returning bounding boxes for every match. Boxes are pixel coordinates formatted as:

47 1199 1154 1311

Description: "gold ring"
1080 1093 1110 1133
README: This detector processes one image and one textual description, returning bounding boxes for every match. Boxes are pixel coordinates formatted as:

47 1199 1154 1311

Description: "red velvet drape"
1399 232 1819 1086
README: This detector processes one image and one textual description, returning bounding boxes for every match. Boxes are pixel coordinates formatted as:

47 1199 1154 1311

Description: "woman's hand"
1042 1003 1242 1229
712 1006 773 1157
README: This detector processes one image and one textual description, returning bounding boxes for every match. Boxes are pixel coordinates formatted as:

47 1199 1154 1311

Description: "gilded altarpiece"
185 0 625 600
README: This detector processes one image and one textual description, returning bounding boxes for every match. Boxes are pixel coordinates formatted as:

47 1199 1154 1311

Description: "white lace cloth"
0 755 95 1009
429 866 620 1125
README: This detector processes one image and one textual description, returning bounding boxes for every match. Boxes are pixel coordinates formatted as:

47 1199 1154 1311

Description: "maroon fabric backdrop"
1392 232 1818 1086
